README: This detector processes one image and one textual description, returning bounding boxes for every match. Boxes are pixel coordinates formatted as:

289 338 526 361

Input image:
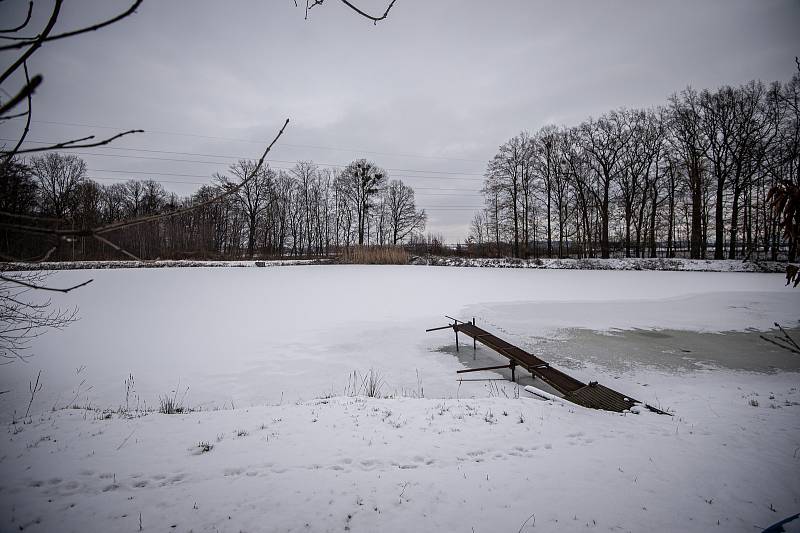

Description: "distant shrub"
338 246 409 265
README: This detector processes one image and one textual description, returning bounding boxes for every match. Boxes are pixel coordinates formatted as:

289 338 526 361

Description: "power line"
4 118 488 163
83 167 484 184
1 139 486 177
79 170 481 192
83 175 483 198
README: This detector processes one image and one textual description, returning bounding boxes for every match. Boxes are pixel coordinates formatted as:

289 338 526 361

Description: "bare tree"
581 111 632 259
384 179 426 244
29 153 87 219
215 161 275 258
669 89 709 259
340 159 387 246
486 134 531 257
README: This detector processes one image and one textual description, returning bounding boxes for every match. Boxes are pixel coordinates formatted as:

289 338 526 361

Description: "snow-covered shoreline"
411 256 789 273
1 256 789 273
0 258 331 271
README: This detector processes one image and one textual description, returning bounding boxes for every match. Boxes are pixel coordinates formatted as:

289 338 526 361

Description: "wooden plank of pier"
427 317 669 415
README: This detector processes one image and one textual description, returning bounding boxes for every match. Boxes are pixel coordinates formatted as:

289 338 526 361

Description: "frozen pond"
1 265 797 415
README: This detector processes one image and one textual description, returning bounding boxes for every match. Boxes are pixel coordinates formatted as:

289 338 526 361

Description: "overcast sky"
1 0 798 241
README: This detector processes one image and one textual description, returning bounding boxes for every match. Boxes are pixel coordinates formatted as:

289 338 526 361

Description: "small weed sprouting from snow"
197 441 213 453
484 410 496 424
518 413 525 424
159 382 190 414
748 398 759 407
159 395 183 414
362 369 384 398
124 373 138 412
344 369 385 398
235 429 248 437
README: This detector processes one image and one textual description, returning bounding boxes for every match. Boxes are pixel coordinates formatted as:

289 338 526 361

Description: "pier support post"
472 317 476 359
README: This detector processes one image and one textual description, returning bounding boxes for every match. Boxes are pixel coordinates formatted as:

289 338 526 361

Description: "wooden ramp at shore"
427 317 669 415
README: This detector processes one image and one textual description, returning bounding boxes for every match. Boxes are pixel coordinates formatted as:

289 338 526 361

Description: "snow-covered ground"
1 266 798 532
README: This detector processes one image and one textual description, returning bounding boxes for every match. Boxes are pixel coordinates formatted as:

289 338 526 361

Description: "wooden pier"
427 317 669 414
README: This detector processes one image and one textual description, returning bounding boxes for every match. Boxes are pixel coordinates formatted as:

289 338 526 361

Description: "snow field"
2 369 798 533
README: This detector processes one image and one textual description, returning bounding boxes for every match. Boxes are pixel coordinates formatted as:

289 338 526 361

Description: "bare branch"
91 118 289 236
0 72 41 116
93 233 141 261
0 110 30 121
306 0 397 23
0 2 33 33
0 0 62 85
0 211 66 223
775 322 800 351
7 129 144 155
0 0 143 51
0 274 93 294
0 246 57 263
2 62 34 162
338 0 397 22
0 118 289 263
760 334 800 355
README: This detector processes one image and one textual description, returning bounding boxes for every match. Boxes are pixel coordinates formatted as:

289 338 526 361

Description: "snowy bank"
410 256 789 273
0 258 331 271
2 368 798 533
1 257 792 273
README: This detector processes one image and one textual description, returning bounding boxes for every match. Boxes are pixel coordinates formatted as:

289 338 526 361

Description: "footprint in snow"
360 459 379 468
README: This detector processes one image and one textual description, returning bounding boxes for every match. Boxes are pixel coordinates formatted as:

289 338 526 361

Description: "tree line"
469 70 800 262
0 155 426 261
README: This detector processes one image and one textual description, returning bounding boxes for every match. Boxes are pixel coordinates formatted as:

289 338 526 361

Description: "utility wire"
0 138 486 177
2 118 487 163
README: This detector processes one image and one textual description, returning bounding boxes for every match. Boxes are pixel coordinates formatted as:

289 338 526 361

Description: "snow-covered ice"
1 265 798 532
